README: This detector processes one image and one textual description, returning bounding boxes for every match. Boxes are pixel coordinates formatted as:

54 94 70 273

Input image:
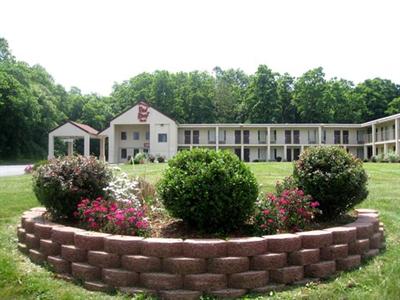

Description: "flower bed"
18 207 385 299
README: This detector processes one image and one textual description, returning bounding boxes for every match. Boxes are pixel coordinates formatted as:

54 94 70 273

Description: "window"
271 130 277 143
121 132 127 140
145 131 150 140
133 132 140 140
235 130 241 144
193 130 199 144
323 130 327 144
143 148 149 154
184 130 191 144
208 130 216 143
308 129 317 144
334 130 341 144
258 130 267 144
219 130 226 143
285 130 292 144
343 130 349 144
121 148 127 159
293 130 300 144
158 133 167 143
357 130 364 144
243 130 250 144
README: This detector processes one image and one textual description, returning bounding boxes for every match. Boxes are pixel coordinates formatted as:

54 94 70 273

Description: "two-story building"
48 101 400 163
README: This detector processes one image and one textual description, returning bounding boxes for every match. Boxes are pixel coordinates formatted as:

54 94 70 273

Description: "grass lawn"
0 162 399 299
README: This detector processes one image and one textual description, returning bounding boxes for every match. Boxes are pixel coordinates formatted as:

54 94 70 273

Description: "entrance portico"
48 121 105 161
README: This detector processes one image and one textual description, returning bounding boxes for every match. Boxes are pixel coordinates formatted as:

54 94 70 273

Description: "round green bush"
33 155 113 220
293 146 368 220
157 149 259 232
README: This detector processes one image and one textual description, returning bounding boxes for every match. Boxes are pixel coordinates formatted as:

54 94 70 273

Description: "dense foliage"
157 149 259 232
254 188 320 235
32 156 113 220
2 37 400 159
293 147 368 220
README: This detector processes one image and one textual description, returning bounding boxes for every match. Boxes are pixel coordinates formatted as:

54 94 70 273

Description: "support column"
267 127 271 161
216 126 219 151
84 135 90 157
48 134 54 159
372 124 376 157
301 145 305 153
364 145 368 160
318 126 322 145
396 118 400 155
108 124 115 163
283 145 287 161
99 138 105 161
67 141 73 156
240 128 244 161
384 143 388 156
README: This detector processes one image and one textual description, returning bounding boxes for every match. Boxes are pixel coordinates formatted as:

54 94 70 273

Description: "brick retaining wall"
18 208 386 299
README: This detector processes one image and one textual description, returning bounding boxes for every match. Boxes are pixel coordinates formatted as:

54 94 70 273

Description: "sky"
1 0 400 95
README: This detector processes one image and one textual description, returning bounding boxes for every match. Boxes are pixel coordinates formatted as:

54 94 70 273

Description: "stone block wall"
18 207 385 299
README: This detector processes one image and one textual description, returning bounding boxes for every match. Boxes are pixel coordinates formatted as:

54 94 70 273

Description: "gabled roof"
49 120 99 135
98 101 178 135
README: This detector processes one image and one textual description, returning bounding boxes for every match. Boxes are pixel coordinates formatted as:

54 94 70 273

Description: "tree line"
1 37 400 159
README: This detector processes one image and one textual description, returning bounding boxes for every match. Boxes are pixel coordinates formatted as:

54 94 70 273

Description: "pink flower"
263 209 270 215
310 201 320 208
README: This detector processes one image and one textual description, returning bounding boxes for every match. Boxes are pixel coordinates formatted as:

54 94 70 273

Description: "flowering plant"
103 172 142 208
75 197 149 236
254 188 321 235
24 165 33 174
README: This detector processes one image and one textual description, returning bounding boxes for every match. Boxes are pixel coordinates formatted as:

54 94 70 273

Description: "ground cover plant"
1 162 400 299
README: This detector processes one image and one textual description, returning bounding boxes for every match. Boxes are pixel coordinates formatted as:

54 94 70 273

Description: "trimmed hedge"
157 149 259 232
293 146 368 220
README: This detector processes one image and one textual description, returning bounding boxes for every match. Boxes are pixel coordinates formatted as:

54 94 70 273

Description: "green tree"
293 67 331 123
213 67 249 123
244 65 278 123
354 78 400 121
0 37 14 61
386 97 400 115
276 73 297 122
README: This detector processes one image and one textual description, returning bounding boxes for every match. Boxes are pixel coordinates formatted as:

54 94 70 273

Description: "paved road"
0 165 28 177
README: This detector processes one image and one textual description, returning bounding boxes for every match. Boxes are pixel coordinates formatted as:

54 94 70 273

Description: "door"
293 148 300 161
244 148 250 162
235 130 241 144
286 148 292 162
234 148 241 159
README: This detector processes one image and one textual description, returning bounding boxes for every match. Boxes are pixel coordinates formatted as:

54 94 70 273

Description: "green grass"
1 163 400 299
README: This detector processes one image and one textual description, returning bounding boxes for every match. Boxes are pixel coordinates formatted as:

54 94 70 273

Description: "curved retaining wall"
18 208 385 299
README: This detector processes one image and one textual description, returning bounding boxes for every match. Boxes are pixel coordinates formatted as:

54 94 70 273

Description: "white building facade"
49 102 400 163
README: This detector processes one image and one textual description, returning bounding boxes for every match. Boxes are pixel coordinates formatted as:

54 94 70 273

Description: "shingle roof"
69 121 99 135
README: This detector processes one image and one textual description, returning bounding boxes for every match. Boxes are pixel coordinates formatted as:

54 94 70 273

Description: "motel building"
48 101 400 163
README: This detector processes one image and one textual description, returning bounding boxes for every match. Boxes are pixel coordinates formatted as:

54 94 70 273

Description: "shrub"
254 188 320 235
275 176 297 195
33 159 48 171
293 146 368 220
104 172 142 208
157 149 259 232
75 197 149 236
133 152 147 164
148 154 156 163
157 155 166 163
386 151 400 163
24 165 33 174
33 155 113 220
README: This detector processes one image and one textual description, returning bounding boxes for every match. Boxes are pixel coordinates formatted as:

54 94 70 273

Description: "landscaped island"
18 207 385 298
17 147 386 298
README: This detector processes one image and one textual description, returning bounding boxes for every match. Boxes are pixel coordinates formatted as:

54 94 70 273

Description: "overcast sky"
1 0 399 95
